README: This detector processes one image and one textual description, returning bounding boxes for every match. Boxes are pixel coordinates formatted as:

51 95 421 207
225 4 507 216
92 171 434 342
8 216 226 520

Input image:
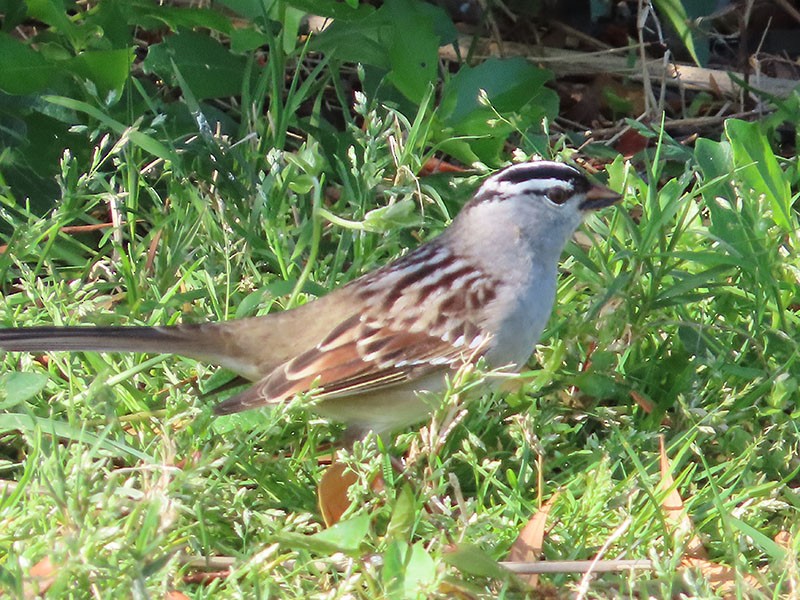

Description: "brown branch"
440 38 799 99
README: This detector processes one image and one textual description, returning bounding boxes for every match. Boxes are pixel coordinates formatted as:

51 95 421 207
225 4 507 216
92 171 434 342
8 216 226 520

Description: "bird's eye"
546 187 569 205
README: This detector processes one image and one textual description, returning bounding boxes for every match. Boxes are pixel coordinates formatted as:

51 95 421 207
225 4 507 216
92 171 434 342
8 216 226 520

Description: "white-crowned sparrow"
0 161 620 436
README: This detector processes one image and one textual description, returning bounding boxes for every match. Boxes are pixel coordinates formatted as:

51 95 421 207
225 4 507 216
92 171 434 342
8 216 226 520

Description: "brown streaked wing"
212 321 487 414
214 245 500 415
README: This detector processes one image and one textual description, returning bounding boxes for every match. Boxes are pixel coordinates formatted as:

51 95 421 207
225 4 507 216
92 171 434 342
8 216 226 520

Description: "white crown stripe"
483 178 575 194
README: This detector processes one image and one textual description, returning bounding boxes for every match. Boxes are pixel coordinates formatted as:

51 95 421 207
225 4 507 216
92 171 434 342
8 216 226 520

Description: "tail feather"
0 295 349 390
0 323 273 381
0 325 211 357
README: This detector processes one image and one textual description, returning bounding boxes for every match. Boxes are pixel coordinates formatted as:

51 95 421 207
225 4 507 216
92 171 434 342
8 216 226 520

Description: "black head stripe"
491 162 590 194
463 161 593 210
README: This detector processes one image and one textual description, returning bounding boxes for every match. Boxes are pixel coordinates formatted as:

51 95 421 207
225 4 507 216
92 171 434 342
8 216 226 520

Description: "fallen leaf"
681 556 762 598
145 228 163 274
60 222 115 234
614 128 650 158
24 556 56 598
319 461 358 527
181 570 230 585
658 440 765 595
774 530 792 548
506 492 561 588
629 390 655 414
658 436 706 559
318 459 384 527
419 157 467 176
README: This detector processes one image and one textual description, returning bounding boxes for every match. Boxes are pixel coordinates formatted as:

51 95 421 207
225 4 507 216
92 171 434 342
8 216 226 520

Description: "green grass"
2 100 799 597
2 7 800 598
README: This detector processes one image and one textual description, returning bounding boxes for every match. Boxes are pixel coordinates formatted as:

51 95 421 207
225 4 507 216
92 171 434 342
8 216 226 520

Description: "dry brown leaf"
658 436 707 559
145 228 163 274
418 157 467 176
660 440 766 596
318 461 358 527
436 579 481 599
318 460 384 527
681 556 762 598
165 592 191 600
507 492 561 588
629 390 655 414
24 557 56 598
180 570 230 585
614 128 650 158
658 436 685 522
631 390 672 426
60 223 115 234
774 530 792 548
28 557 54 578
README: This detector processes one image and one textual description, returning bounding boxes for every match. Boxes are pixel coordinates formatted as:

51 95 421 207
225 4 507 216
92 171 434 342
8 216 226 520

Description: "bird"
0 161 621 437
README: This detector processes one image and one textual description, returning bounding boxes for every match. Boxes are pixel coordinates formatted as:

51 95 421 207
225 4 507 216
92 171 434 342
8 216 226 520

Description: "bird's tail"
0 322 275 382
0 325 216 358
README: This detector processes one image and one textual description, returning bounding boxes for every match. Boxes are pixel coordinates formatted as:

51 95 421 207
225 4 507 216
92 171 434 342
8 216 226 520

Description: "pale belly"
313 372 448 436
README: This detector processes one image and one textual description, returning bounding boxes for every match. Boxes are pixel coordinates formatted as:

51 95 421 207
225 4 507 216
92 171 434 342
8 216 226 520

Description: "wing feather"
213 242 500 416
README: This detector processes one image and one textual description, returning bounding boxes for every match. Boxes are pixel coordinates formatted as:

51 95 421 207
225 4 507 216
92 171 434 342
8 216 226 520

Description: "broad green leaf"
362 198 420 232
384 0 447 102
311 0 454 103
230 27 269 53
210 403 268 434
404 542 437 598
89 0 133 49
677 324 714 358
439 58 554 125
25 0 78 39
443 543 511 580
652 0 701 66
70 48 134 96
386 25 437 102
276 513 370 555
436 57 556 163
382 540 437 599
0 33 60 94
571 372 621 398
128 4 233 34
0 372 48 406
307 513 370 553
215 0 268 19
280 6 305 55
725 119 793 231
311 11 392 70
1 0 27 32
382 540 406 599
386 485 415 541
696 137 757 258
142 30 248 100
694 137 733 198
284 0 374 20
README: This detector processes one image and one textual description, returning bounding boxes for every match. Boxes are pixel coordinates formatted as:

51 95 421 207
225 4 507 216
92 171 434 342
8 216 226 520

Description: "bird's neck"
444 211 569 276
